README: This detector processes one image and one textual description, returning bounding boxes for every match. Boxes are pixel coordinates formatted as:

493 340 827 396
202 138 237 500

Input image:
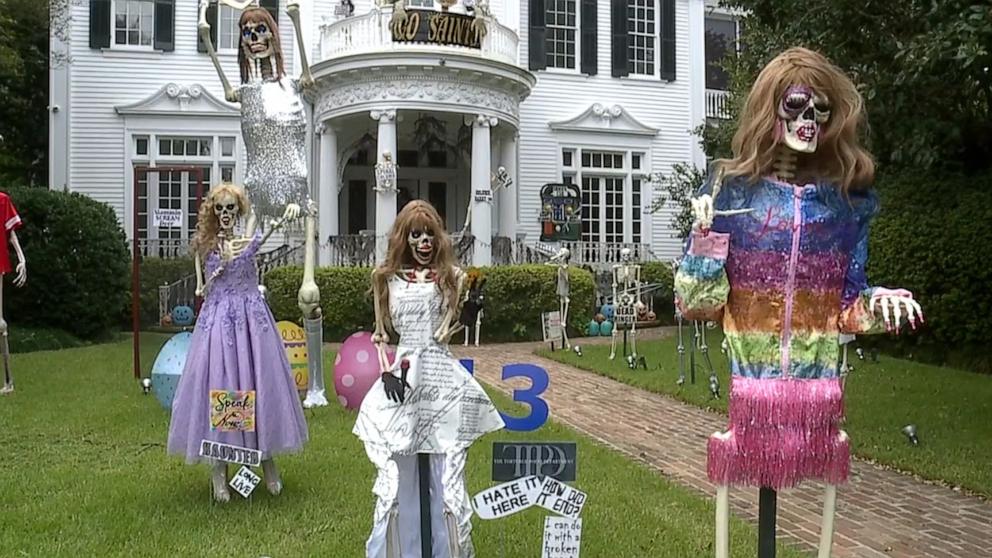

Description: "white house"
49 0 738 267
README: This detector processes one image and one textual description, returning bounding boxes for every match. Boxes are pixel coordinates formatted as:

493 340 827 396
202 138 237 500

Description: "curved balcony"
320 8 520 67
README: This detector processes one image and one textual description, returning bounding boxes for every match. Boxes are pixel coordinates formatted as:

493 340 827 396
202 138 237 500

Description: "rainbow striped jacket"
675 175 885 380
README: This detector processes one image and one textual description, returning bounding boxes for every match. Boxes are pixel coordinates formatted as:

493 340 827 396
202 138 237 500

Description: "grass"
540 331 992 498
0 336 809 557
7 325 88 353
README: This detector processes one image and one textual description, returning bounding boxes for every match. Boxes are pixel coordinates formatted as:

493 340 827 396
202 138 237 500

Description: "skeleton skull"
241 19 274 61
620 247 632 263
214 192 240 233
408 228 434 266
778 85 831 153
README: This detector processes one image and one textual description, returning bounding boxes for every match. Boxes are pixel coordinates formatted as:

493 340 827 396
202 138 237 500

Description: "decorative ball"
277 321 309 393
334 330 395 411
601 303 615 321
599 320 614 336
594 313 605 324
171 305 195 327
150 332 193 410
586 320 600 336
646 311 657 322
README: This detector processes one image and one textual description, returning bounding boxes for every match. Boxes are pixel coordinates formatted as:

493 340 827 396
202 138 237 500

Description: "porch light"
374 151 398 193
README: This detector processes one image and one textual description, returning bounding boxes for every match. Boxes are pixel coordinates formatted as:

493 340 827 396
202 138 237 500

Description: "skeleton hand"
691 195 715 232
285 203 302 221
870 288 923 332
14 261 26 287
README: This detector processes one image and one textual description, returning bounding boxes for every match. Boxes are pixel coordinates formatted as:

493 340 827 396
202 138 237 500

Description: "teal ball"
599 320 614 336
587 320 600 336
171 305 195 326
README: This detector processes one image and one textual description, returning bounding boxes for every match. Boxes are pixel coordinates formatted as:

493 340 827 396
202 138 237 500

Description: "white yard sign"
472 475 543 520
153 208 184 228
228 466 261 498
198 439 261 466
542 311 563 344
535 477 587 519
542 517 582 558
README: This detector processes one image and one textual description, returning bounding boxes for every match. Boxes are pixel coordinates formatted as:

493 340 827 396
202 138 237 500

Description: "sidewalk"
453 338 992 558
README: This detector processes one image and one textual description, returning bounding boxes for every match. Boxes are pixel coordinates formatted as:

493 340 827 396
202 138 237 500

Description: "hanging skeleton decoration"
676 48 923 558
459 275 486 346
199 0 326 408
608 248 641 360
0 192 26 395
546 247 571 349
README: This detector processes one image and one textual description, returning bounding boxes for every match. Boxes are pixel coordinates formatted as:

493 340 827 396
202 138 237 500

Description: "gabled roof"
549 103 658 136
115 83 239 117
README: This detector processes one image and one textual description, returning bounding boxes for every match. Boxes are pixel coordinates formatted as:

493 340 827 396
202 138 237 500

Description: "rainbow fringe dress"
675 175 885 489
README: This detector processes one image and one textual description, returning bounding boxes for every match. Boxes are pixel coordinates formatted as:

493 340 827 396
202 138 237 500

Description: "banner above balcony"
390 8 485 50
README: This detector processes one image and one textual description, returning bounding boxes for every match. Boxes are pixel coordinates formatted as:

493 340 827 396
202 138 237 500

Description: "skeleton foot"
303 315 328 408
262 459 283 496
0 383 13 395
211 462 231 503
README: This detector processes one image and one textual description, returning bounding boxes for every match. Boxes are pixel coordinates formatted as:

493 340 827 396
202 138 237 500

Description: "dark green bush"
8 325 87 353
640 262 676 324
4 187 129 339
264 264 596 343
866 170 992 373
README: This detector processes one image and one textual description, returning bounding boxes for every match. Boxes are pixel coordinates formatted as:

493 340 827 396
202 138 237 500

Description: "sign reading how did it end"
535 477 587 519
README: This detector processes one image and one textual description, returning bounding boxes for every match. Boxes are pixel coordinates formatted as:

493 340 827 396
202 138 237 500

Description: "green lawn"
0 337 808 557
541 331 992 498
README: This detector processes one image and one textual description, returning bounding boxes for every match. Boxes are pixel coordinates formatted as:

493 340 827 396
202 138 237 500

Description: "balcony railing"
706 89 730 119
321 8 519 66
134 238 189 259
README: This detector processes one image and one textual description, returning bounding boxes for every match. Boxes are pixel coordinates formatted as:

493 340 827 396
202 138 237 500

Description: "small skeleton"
608 248 641 360
546 247 571 349
0 193 27 395
459 276 486 347
460 166 512 235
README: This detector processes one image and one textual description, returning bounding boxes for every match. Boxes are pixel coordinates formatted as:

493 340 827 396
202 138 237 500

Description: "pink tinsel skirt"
707 376 850 489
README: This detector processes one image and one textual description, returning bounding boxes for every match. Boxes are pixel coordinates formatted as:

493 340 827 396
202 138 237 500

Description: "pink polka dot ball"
334 330 394 410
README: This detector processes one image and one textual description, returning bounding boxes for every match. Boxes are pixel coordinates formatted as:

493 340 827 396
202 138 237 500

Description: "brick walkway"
453 339 992 558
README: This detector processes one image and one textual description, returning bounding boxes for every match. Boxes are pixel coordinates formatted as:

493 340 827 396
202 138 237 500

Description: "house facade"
49 0 737 267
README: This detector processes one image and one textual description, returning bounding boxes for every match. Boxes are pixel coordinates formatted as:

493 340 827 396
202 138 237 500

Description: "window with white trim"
564 149 645 246
546 0 578 69
114 0 155 47
705 15 741 90
218 4 241 51
627 0 656 75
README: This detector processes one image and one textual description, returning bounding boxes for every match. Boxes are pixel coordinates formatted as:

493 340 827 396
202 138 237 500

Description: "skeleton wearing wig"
357 201 504 558
675 48 923 558
199 0 327 407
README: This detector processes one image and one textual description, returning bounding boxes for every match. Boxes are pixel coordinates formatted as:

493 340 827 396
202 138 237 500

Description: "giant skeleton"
0 192 26 395
608 248 641 360
198 0 327 407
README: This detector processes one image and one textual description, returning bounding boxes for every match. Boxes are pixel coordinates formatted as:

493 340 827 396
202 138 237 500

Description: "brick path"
453 339 992 558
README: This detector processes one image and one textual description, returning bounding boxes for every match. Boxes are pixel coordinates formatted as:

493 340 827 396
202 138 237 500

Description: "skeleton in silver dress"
199 0 328 407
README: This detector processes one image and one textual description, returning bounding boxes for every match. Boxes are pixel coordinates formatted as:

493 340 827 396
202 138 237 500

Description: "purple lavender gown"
167 232 308 463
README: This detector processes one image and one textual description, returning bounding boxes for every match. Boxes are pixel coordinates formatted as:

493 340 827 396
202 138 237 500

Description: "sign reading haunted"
539 183 582 242
391 9 484 50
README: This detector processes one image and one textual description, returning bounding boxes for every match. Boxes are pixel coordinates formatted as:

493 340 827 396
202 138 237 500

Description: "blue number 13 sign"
459 360 550 432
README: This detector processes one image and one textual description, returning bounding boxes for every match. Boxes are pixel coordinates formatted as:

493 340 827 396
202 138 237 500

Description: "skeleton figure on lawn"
674 47 923 558
0 192 27 394
609 247 641 360
198 0 327 407
356 201 503 557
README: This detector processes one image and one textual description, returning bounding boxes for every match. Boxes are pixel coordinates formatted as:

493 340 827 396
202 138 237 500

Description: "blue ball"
171 305 195 326
151 332 193 410
587 320 600 336
601 304 615 321
599 320 614 336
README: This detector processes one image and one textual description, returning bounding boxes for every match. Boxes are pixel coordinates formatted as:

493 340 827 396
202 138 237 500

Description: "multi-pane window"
159 137 212 158
580 177 601 243
114 0 155 47
705 16 739 90
546 0 577 69
627 0 656 75
219 4 241 51
631 178 642 243
567 149 647 246
604 178 624 244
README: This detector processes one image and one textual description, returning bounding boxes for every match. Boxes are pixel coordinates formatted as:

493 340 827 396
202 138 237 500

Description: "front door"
397 178 450 230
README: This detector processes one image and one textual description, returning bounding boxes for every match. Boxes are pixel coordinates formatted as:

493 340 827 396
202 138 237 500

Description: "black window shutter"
89 0 111 49
260 0 280 26
659 0 676 81
580 0 597 75
528 0 547 71
610 0 628 77
198 1 219 53
154 0 175 52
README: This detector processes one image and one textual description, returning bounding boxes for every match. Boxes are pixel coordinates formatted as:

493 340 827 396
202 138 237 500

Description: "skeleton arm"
286 1 315 89
9 230 25 287
371 270 392 374
199 0 238 103
194 252 206 297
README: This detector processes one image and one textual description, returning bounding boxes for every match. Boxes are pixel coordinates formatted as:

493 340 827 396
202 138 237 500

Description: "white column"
498 132 518 241
468 114 497 266
688 0 707 168
372 109 397 264
317 123 338 266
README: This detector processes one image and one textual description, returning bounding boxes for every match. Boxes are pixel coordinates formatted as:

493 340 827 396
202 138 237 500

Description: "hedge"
865 170 992 373
264 264 596 343
640 262 676 324
4 187 130 340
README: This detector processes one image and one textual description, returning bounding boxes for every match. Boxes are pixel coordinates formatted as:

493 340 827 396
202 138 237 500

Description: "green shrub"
264 264 596 343
8 325 87 353
4 187 129 339
640 262 676 324
124 257 195 329
867 170 992 373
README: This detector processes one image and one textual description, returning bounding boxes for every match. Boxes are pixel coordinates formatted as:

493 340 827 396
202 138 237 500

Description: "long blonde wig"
372 201 460 330
191 183 251 257
719 47 875 191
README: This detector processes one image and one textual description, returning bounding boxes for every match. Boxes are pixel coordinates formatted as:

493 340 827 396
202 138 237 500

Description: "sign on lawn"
472 476 543 520
614 304 636 325
492 442 577 481
229 466 261 498
535 477 587 519
542 517 583 558
199 440 261 466
209 390 256 432
542 311 563 344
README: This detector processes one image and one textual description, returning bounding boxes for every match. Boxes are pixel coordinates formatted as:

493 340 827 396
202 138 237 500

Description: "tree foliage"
707 0 992 172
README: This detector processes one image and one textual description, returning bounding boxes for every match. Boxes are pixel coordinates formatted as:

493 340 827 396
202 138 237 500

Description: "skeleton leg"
817 431 847 558
262 458 283 496
463 326 470 346
300 203 327 408
0 280 11 394
630 317 637 358
712 431 732 558
211 461 231 503
474 310 482 347
676 312 686 386
561 297 570 349
609 322 618 360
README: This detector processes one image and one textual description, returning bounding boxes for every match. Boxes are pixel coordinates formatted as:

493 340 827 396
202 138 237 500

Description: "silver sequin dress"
237 77 310 219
